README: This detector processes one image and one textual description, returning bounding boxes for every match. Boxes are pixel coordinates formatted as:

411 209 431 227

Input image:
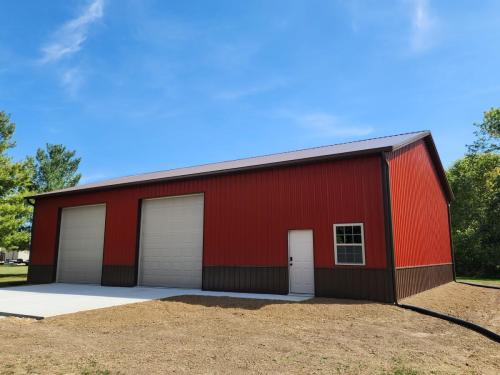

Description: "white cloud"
277 110 374 138
410 0 437 53
40 0 104 63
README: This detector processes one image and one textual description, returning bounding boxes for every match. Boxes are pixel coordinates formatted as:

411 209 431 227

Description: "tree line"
448 108 499 278
0 111 81 251
0 108 498 278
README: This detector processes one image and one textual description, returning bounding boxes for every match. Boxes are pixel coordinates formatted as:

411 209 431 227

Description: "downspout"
381 153 398 304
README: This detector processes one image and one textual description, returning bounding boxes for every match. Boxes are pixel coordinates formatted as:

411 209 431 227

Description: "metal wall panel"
388 141 452 268
27 265 54 284
314 268 394 302
203 266 289 294
396 264 453 300
101 265 135 286
30 155 388 274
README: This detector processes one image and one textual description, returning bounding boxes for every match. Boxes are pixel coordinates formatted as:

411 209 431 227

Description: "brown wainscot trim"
27 264 55 284
315 268 394 303
101 265 136 287
396 263 454 300
202 266 288 295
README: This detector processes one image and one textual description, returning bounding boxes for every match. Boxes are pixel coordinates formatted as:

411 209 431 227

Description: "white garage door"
57 204 106 284
139 194 204 288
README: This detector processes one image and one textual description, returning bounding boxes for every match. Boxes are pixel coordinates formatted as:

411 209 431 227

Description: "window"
334 223 365 265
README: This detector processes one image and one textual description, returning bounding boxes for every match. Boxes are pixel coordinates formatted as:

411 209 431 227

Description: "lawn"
456 276 500 286
0 265 28 287
0 283 498 374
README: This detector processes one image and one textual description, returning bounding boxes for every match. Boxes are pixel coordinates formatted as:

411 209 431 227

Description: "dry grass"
402 282 500 333
0 284 498 374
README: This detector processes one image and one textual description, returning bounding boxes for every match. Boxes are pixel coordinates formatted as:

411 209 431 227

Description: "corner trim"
381 153 397 303
447 203 456 281
133 199 143 286
52 208 63 283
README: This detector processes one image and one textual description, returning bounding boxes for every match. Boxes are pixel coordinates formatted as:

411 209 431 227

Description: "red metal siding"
388 141 452 268
30 155 387 270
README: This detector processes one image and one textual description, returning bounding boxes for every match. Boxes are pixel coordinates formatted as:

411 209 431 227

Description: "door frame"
287 229 315 295
55 203 107 283
136 193 205 286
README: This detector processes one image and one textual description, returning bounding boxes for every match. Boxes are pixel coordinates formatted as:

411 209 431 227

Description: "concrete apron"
0 283 313 319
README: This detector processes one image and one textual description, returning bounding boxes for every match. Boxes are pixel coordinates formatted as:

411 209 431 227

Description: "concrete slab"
0 283 312 318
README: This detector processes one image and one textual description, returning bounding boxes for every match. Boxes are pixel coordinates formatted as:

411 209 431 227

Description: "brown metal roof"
29 130 451 200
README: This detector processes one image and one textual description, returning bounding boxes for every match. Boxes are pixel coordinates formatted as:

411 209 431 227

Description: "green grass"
456 276 500 285
0 264 28 287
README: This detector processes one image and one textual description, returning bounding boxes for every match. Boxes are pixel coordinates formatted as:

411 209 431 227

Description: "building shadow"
159 294 378 311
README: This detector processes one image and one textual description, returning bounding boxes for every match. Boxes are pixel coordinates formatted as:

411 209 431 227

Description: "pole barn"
27 131 454 302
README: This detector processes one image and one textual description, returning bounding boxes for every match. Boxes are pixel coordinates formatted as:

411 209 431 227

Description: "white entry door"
57 204 106 284
139 194 204 288
288 230 315 294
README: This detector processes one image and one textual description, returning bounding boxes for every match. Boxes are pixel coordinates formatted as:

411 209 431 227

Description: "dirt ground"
0 292 499 374
403 282 500 332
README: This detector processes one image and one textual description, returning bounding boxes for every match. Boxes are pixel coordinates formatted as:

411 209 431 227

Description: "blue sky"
1 0 500 183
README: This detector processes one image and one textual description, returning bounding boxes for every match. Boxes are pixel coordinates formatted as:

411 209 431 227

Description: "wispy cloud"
214 79 287 100
410 0 437 53
40 0 104 63
60 67 85 97
208 42 261 70
79 172 110 184
278 110 374 138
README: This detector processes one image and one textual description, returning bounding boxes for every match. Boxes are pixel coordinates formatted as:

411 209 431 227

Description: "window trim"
333 223 366 266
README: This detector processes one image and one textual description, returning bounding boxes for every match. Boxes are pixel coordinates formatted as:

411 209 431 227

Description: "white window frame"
333 223 366 266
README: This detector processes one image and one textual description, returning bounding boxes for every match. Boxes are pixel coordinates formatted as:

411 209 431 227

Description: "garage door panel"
57 205 105 284
142 259 202 270
141 243 201 255
139 194 204 288
142 233 202 243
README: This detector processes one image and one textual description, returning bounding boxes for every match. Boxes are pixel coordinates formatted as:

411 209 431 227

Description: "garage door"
139 194 204 288
56 204 106 284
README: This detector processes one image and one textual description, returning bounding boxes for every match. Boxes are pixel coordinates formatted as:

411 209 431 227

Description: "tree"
448 151 500 278
0 111 34 250
467 107 500 154
33 144 81 192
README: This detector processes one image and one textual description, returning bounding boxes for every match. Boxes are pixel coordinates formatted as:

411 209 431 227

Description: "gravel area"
0 295 498 374
402 282 500 332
